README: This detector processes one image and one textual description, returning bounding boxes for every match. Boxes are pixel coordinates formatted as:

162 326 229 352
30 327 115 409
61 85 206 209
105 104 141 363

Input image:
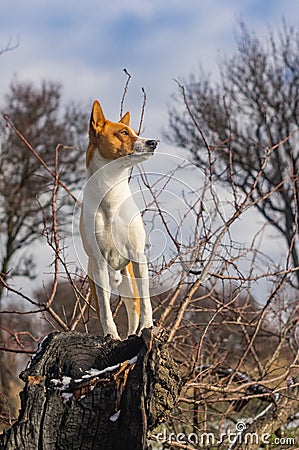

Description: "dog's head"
88 100 158 166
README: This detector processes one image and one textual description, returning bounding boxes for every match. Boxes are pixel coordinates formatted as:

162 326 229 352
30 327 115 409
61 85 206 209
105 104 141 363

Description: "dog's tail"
121 261 140 335
126 261 140 317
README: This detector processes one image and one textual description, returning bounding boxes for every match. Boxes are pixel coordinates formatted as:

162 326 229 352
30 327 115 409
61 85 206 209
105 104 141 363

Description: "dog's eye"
120 130 129 136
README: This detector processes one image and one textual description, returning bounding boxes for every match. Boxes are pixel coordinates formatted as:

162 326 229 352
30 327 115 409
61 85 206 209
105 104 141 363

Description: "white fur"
80 134 156 339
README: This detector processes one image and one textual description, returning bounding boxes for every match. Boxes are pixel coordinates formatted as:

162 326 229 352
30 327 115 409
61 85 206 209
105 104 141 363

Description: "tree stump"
0 329 181 450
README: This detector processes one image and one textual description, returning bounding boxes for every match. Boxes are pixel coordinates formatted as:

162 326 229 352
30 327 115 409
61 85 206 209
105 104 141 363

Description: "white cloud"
1 0 297 115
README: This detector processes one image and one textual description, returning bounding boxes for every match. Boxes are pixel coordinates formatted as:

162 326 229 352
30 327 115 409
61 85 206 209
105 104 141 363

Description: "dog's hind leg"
88 258 120 339
120 262 140 336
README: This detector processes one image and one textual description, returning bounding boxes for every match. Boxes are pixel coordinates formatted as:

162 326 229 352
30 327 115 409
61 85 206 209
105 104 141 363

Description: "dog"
80 100 158 339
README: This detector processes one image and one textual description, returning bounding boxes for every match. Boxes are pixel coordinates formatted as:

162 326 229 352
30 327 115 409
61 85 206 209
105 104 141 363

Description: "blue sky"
1 0 298 135
1 0 299 297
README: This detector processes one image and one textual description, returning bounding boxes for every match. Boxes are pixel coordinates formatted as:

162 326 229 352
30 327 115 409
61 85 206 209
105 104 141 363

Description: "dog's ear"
91 100 105 132
119 111 130 126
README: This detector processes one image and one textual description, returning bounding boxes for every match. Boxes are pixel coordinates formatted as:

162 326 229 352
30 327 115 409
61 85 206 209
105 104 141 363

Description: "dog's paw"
104 333 121 341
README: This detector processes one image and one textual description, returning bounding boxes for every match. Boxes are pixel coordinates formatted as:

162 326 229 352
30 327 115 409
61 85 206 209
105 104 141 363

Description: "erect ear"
90 100 105 132
119 111 130 126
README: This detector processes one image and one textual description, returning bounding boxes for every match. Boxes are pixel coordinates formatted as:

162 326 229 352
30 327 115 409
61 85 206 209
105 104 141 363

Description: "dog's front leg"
89 259 120 339
132 256 153 331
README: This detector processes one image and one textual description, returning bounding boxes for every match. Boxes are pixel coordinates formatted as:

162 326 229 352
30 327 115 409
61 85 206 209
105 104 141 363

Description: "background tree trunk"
0 330 181 450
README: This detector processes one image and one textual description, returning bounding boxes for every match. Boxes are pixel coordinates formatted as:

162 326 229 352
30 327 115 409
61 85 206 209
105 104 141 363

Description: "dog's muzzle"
145 140 158 152
134 137 159 154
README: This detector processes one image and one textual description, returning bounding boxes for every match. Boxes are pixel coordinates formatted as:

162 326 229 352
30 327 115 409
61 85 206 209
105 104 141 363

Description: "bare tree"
0 74 298 447
0 79 88 414
166 19 299 287
0 79 88 293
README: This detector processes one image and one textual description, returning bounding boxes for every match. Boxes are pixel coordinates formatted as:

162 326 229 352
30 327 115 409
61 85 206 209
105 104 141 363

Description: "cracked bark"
0 330 181 450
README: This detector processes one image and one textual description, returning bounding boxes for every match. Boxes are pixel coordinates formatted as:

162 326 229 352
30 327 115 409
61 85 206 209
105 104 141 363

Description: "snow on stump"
0 329 181 450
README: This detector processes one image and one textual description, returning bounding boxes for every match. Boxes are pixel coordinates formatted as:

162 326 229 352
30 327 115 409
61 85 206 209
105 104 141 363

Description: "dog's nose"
146 140 158 151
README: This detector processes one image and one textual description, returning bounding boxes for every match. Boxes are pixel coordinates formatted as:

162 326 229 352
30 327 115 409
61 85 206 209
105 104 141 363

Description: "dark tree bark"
0 330 181 450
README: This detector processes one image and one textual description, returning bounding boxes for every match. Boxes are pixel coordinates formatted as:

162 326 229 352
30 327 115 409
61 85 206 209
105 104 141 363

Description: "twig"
174 79 211 154
0 36 19 56
2 114 78 203
138 87 147 135
46 144 61 308
120 68 132 118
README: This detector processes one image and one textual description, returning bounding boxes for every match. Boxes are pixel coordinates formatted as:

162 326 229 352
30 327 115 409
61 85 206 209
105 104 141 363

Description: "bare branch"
138 87 147 135
120 68 132 118
0 36 19 56
2 114 78 203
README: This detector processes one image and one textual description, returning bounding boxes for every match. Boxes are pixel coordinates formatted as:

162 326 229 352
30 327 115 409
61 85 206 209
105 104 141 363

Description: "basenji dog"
80 100 158 339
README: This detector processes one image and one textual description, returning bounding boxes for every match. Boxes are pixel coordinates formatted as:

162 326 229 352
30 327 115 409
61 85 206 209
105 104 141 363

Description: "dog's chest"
95 199 144 257
82 181 145 270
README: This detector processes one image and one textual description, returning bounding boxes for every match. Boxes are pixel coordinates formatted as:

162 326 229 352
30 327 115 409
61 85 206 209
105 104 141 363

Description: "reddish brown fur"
124 261 140 316
86 100 137 167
